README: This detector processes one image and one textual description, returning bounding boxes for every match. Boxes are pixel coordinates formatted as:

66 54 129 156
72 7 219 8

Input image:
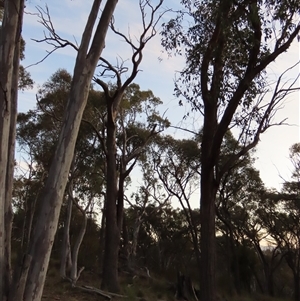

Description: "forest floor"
42 265 174 301
42 266 293 301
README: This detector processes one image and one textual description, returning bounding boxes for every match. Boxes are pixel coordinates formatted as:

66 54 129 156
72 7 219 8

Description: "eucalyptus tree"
123 155 173 271
9 1 119 298
90 0 168 291
16 69 106 285
258 144 300 301
125 204 195 276
0 1 25 300
151 134 201 275
17 1 166 292
161 1 300 300
88 81 169 291
215 138 266 294
17 70 169 291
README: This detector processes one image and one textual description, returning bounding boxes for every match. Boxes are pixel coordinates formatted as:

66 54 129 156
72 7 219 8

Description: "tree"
151 134 201 277
259 144 300 301
211 132 260 294
9 1 119 300
125 204 196 278
96 81 168 291
16 69 106 284
161 1 300 300
16 66 168 292
123 156 172 271
0 1 25 300
90 0 167 291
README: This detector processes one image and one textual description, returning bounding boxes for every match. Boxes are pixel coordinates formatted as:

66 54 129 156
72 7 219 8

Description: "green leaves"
161 0 299 130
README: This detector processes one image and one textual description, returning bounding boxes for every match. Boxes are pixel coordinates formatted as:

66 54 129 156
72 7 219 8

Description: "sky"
19 0 300 194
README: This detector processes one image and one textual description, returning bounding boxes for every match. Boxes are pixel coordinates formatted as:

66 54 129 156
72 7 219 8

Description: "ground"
42 266 293 301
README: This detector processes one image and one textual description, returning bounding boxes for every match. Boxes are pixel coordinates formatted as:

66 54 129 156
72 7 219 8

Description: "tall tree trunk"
294 273 300 301
200 169 217 301
12 1 118 300
60 159 75 279
60 194 73 278
4 17 22 299
267 269 274 297
101 109 121 292
0 1 24 300
120 212 130 270
200 107 218 301
130 215 142 268
21 174 43 253
253 241 278 296
99 199 106 272
70 207 87 284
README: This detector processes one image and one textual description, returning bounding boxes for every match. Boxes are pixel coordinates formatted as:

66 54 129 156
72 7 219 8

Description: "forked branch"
218 61 300 180
26 5 79 68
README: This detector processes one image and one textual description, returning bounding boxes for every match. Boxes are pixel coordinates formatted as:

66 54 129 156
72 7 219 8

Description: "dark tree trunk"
199 100 218 301
120 212 130 271
99 200 106 272
267 269 274 297
200 171 217 301
294 274 300 301
9 254 32 301
253 241 279 296
229 234 241 295
101 111 120 292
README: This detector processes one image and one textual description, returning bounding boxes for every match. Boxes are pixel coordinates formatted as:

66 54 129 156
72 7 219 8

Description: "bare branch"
95 0 168 97
25 5 79 69
125 124 159 164
97 56 123 89
81 118 107 157
218 61 300 179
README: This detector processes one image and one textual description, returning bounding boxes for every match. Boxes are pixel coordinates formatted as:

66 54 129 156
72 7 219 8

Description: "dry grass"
42 267 293 301
42 266 174 301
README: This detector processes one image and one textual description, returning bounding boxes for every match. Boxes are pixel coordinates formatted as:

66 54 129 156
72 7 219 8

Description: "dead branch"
81 117 108 156
219 61 300 180
81 285 126 298
26 5 79 69
96 0 168 91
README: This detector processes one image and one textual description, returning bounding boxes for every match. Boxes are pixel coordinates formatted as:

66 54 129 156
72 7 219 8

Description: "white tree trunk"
60 195 73 279
0 0 24 300
15 1 119 300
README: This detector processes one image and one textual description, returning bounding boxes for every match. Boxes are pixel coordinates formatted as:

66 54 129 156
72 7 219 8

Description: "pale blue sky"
19 0 300 194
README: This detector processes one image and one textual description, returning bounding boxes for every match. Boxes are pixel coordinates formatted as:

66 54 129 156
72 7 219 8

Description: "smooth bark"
0 0 24 299
4 16 21 298
69 189 90 284
13 1 118 300
60 194 73 278
70 211 87 284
